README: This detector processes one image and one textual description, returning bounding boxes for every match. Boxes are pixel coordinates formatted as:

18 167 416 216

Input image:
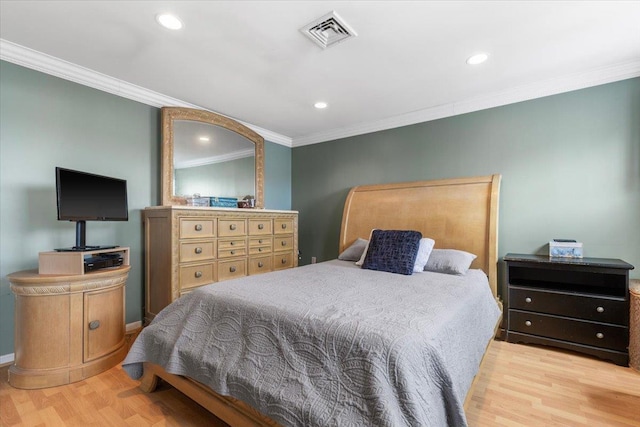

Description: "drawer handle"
258 223 264 230
195 224 203 231
596 306 604 313
195 271 202 278
259 248 263 252
88 320 101 330
281 223 287 229
281 241 287 246
195 247 202 254
525 297 532 303
596 332 604 339
525 320 532 327
230 266 236 273
258 262 264 268
230 224 236 231
230 250 235 255
281 258 287 264
230 241 235 246
259 239 263 244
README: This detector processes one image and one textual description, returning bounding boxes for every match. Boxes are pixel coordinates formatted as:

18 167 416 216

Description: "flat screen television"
55 167 128 251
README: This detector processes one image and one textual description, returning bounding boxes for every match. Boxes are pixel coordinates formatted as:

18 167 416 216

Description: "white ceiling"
1 1 639 147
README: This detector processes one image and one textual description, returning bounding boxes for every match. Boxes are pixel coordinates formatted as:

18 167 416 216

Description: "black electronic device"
84 252 124 272
55 167 128 251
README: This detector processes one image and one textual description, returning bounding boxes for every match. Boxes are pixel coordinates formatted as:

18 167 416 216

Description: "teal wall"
0 61 292 357
292 78 640 298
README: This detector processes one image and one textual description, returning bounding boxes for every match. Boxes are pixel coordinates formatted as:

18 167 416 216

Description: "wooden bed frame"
138 174 502 426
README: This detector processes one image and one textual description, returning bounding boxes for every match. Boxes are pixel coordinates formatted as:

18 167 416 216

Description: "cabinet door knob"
596 306 604 313
525 320 532 327
258 223 264 230
525 297 532 303
258 262 264 268
596 332 604 339
230 266 236 273
281 223 287 229
230 224 236 230
89 320 101 330
195 247 202 254
195 271 202 278
195 224 203 231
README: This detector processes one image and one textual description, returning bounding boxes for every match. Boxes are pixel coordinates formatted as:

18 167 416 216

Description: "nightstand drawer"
509 287 627 325
510 310 628 351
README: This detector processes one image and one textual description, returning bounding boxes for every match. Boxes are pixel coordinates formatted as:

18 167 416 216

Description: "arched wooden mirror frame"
161 107 264 208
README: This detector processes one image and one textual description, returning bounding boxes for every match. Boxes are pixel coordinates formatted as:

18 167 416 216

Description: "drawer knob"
195 224 203 231
525 297 532 303
596 332 604 339
281 223 287 229
596 306 605 313
195 271 202 278
258 262 264 268
259 248 263 252
230 241 235 246
230 266 236 273
230 250 235 255
88 320 101 330
525 320 532 327
195 247 202 254
258 239 263 244
281 258 287 264
258 223 264 230
281 241 287 246
230 224 236 230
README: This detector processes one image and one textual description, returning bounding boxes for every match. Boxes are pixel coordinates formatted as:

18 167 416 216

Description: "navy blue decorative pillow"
361 230 422 275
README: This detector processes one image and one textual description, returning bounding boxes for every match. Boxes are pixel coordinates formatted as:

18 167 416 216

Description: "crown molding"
0 39 293 147
3 39 638 150
292 60 640 147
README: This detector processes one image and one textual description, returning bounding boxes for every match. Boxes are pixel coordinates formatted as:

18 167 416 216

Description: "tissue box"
210 197 238 208
549 241 583 258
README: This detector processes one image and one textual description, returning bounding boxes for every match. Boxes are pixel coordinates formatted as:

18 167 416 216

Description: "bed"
123 174 502 426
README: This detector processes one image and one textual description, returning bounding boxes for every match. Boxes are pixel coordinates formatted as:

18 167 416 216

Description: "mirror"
161 107 264 208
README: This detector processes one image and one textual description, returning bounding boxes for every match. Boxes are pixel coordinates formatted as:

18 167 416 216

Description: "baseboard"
1 321 142 365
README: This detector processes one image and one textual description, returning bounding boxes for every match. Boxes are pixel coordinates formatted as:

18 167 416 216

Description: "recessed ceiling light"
466 53 489 65
314 102 328 109
156 13 183 30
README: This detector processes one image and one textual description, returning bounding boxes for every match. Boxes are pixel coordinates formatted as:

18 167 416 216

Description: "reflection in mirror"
161 107 264 208
173 120 255 200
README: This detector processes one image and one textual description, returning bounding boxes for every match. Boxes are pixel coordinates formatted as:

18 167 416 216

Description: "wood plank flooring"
2 340 639 426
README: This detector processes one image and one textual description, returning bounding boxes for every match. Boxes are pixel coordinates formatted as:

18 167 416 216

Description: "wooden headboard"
339 174 501 298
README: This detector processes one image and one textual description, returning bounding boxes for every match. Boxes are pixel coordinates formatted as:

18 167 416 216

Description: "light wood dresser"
143 206 298 323
7 258 129 389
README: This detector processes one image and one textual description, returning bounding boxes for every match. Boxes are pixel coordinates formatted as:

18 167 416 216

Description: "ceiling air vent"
300 11 357 49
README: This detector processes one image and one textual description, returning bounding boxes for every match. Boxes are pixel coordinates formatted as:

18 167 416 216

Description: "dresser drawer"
509 287 627 325
180 218 215 239
218 238 246 251
274 219 294 235
248 219 272 235
180 262 215 290
218 219 246 237
180 241 215 263
274 236 294 252
509 309 628 351
218 244 247 259
249 255 272 275
249 246 271 255
218 259 247 281
249 236 272 248
273 252 294 270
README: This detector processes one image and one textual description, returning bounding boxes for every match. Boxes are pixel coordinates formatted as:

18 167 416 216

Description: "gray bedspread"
123 260 501 427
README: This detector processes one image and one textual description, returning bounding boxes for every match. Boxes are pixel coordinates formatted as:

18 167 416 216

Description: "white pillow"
413 238 435 272
356 229 377 266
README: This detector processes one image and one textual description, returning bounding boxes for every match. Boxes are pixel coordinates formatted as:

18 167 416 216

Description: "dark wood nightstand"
504 253 634 366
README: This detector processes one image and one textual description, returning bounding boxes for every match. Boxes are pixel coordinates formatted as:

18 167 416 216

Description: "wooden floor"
1 340 639 426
